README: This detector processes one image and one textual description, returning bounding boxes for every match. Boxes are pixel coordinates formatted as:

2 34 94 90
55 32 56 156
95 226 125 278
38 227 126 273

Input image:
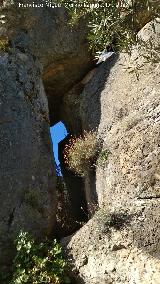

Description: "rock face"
1 1 160 281
0 0 93 124
62 19 160 283
0 44 56 271
0 0 93 272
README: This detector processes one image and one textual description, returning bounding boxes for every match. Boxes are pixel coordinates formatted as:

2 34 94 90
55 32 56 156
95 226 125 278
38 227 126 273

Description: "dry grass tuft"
64 130 100 176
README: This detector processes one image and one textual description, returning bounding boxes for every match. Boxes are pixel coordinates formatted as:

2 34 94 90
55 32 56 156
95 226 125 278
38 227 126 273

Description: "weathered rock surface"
0 0 94 273
0 1 160 281
63 206 160 284
0 0 94 124
62 19 160 283
0 45 56 271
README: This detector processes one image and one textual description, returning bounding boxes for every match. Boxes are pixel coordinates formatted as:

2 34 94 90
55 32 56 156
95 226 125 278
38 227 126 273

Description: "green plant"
0 38 9 51
97 149 110 167
12 231 70 284
57 0 159 54
64 130 100 176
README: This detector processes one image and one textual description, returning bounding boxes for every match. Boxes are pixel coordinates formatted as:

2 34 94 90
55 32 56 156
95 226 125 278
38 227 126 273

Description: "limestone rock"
0 0 93 272
63 207 160 284
0 46 56 271
62 19 160 284
0 0 94 124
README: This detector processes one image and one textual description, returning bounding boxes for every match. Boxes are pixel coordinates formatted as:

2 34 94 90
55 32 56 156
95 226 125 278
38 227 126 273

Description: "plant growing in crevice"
64 130 101 176
97 149 110 167
57 0 159 54
11 231 70 284
0 38 9 51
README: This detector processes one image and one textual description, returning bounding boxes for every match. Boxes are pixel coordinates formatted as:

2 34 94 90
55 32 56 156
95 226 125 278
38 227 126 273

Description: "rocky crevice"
60 19 160 284
0 1 160 282
0 2 95 271
58 137 89 230
0 45 56 270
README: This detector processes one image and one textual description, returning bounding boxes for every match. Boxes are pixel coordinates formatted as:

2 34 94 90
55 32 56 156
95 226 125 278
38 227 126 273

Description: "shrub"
64 130 100 176
57 0 159 53
0 38 9 51
11 231 70 284
96 149 110 167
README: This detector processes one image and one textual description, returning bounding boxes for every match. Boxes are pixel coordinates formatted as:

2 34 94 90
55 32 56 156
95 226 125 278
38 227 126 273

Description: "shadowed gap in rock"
50 123 88 238
56 136 88 238
49 55 120 238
